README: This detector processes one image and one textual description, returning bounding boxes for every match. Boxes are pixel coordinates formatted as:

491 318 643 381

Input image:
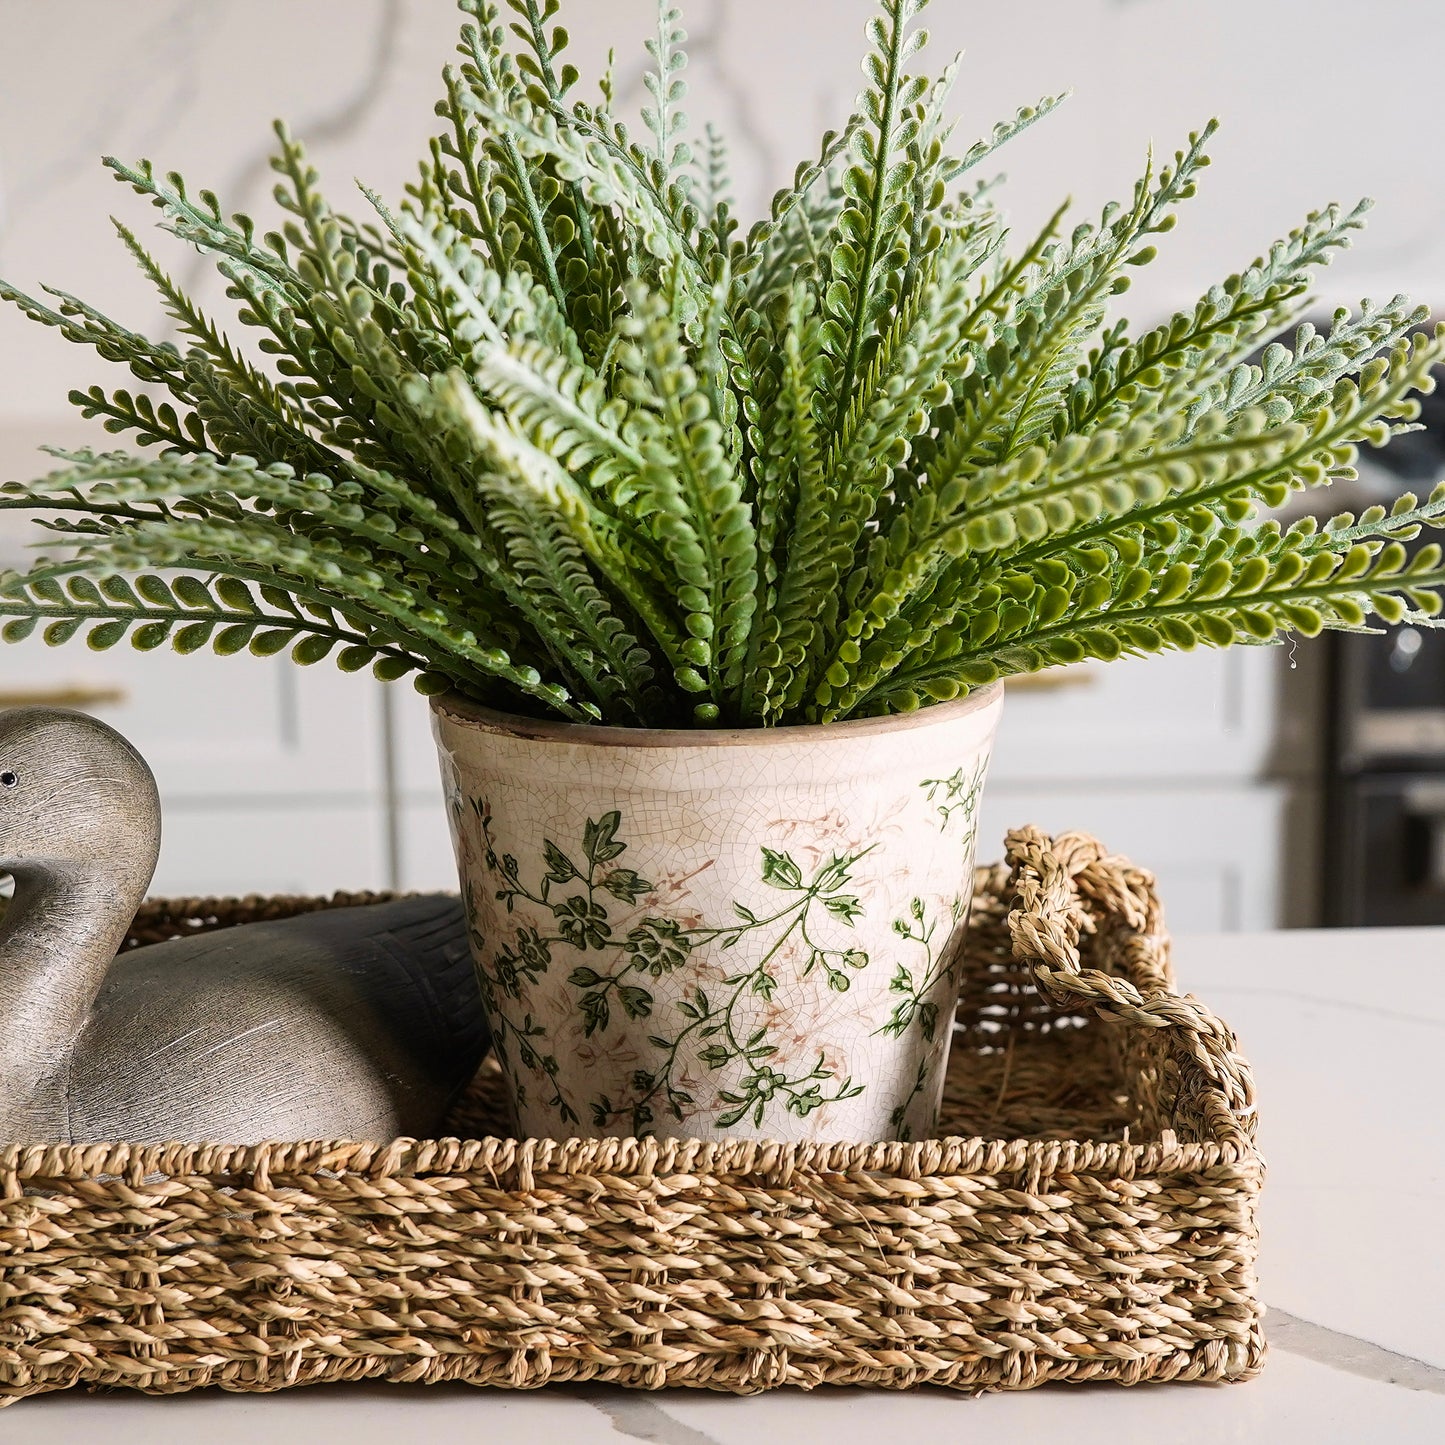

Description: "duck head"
0 708 162 1133
0 707 160 882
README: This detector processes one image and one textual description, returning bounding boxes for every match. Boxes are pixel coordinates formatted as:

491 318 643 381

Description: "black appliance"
1323 370 1445 925
1326 609 1445 924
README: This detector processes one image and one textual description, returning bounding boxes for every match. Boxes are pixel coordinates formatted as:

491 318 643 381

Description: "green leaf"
174 621 215 654
133 621 171 651
601 867 652 902
136 576 175 608
215 577 257 613
86 620 127 650
760 848 804 890
580 991 609 1036
617 984 653 1020
44 618 83 646
544 839 580 883
292 634 335 665
214 622 255 655
371 653 418 681
583 811 626 866
249 628 294 657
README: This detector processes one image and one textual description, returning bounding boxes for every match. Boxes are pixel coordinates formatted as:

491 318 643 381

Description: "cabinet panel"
393 688 450 799
992 647 1277 784
398 799 461 896
0 630 386 800
0 567 394 898
155 802 390 897
978 782 1285 934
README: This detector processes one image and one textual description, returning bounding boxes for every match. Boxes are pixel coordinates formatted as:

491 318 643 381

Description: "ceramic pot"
431 685 1004 1142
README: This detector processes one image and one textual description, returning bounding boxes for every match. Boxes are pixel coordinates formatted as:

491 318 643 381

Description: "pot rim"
431 681 1003 750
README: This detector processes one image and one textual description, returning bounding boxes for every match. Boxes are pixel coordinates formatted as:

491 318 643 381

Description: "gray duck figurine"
0 706 487 1144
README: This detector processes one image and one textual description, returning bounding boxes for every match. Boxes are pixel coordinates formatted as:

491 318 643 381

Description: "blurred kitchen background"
3 0 1445 929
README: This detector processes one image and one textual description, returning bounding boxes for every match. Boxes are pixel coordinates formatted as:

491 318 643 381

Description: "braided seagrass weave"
0 829 1262 1403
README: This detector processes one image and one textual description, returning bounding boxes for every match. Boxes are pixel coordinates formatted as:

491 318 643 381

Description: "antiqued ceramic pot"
431 685 1004 1143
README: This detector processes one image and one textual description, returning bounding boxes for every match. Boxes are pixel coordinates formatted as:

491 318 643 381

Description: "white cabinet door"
4 425 393 896
978 781 1285 934
0 632 393 896
398 798 462 895
991 647 1278 784
390 691 455 893
0 631 386 801
392 686 449 799
155 801 390 897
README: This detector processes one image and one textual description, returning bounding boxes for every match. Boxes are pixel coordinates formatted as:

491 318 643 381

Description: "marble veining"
0 0 220 245
174 0 404 305
1268 1310 1445 1397
576 1390 725 1445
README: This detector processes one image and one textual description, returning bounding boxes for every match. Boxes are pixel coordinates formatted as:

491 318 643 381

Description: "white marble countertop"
12 927 1445 1443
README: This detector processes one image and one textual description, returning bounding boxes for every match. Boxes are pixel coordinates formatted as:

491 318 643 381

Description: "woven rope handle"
1004 826 1258 1143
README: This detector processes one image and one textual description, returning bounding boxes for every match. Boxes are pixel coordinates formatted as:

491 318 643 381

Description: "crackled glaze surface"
432 689 1002 1142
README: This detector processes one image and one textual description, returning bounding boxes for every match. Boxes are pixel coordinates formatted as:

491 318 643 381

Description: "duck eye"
0 771 17 789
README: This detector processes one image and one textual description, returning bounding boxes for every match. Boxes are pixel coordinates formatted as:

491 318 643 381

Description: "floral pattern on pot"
433 686 1003 1142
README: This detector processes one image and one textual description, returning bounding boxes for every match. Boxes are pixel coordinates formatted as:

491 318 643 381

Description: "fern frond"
745 283 831 720
623 280 757 710
698 123 735 249
112 221 303 431
950 92 1069 184
742 120 860 301
428 70 514 266
453 2 569 310
819 0 929 433
474 335 648 505
0 276 190 393
505 0 598 266
67 385 207 453
935 124 1217 486
66 508 581 713
642 4 690 179
429 371 693 681
1071 199 1372 432
1056 328 1443 553
0 567 441 677
861 527 1445 713
481 486 661 724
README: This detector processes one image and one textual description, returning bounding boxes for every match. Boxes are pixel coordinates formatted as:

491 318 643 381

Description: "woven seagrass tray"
0 827 1263 1403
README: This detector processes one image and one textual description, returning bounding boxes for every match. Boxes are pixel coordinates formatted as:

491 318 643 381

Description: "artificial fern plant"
2 0 1443 728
